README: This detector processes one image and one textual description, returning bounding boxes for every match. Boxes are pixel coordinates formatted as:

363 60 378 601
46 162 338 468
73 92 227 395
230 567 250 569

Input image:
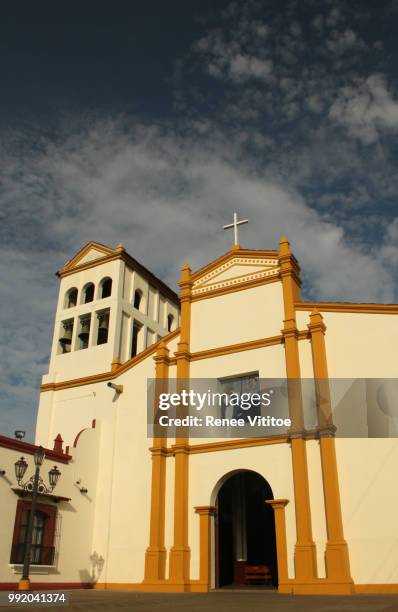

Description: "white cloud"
228 54 273 81
330 74 398 143
326 28 360 54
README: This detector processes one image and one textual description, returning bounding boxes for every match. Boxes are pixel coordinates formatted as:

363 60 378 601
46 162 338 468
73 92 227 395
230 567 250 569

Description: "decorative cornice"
193 257 279 288
192 267 279 297
295 302 398 314
178 436 290 455
0 435 71 464
191 274 280 302
190 334 284 361
191 248 279 282
194 506 216 516
308 309 327 335
281 318 299 340
265 498 289 509
149 447 169 458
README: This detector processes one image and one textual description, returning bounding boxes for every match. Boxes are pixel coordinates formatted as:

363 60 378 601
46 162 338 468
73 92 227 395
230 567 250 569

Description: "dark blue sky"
0 1 214 123
1 0 398 440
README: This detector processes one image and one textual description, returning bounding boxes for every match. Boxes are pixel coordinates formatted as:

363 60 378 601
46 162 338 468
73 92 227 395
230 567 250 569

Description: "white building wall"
190 282 284 352
336 438 398 585
0 426 100 585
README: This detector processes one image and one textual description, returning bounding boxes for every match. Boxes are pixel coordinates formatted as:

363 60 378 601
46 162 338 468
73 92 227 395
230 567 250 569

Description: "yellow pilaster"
144 341 170 582
308 310 353 587
279 236 317 581
194 506 216 589
265 499 290 591
169 263 192 585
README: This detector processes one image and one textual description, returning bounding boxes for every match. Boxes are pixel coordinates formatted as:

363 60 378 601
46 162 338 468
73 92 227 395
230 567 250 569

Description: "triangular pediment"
61 242 115 272
191 249 280 297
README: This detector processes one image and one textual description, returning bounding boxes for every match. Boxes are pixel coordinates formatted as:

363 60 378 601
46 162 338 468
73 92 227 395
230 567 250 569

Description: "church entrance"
215 470 277 588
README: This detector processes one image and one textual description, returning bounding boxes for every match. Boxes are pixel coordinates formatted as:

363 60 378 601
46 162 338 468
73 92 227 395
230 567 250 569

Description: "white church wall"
36 329 163 583
189 344 286 379
299 311 398 378
297 337 314 378
35 391 55 451
36 383 112 450
89 352 156 583
190 282 285 353
54 426 100 584
295 310 311 331
336 438 398 585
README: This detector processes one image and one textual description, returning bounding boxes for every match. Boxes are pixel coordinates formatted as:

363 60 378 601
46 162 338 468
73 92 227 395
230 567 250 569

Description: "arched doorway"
215 470 277 588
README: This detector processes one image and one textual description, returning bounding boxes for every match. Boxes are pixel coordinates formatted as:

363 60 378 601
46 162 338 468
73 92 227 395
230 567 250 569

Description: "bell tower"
42 241 180 385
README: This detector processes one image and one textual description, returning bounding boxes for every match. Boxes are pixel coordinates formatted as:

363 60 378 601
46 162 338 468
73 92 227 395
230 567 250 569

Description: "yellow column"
308 310 353 588
279 236 317 581
194 506 216 588
169 263 192 585
144 341 170 582
265 499 290 592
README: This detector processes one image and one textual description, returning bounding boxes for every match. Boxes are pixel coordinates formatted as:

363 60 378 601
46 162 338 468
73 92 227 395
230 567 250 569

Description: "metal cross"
223 212 249 246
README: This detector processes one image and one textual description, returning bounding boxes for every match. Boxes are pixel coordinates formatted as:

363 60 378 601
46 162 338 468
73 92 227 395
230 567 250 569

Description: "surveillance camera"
107 382 123 393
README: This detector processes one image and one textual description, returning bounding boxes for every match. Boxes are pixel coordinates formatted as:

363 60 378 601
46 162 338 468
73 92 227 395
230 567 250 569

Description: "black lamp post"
14 447 61 590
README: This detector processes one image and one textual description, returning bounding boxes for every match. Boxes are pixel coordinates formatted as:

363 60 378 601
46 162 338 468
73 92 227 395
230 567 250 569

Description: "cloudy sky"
1 0 398 440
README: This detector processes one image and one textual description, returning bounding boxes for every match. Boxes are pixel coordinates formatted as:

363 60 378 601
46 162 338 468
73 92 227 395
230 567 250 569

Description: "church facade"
0 237 397 594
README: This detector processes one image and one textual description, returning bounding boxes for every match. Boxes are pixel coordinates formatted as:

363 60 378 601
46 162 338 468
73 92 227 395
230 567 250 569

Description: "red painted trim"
0 582 94 591
73 419 96 448
73 430 85 448
0 436 71 464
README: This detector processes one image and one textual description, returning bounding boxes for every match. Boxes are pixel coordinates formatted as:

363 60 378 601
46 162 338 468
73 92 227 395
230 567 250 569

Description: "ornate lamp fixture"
15 452 60 495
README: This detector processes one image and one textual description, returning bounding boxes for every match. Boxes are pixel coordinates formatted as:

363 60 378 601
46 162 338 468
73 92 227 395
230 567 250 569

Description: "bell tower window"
134 289 143 310
65 288 78 309
131 320 143 358
100 277 112 299
83 283 95 304
167 314 174 332
97 309 110 345
59 319 74 354
77 314 91 350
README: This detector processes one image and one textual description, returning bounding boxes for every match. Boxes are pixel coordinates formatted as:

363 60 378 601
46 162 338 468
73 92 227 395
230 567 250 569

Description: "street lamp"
14 447 61 591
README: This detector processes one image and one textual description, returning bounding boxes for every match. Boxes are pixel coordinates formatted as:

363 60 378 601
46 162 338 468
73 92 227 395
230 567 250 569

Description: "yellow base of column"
294 543 318 580
144 547 167 582
168 546 191 582
325 541 352 581
18 579 31 591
